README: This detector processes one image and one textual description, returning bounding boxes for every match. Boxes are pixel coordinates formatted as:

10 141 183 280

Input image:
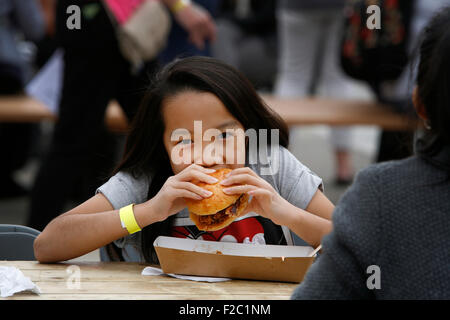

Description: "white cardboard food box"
153 236 318 283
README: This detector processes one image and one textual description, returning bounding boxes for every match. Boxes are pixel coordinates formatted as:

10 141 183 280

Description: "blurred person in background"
27 0 216 231
370 0 449 163
211 0 277 91
159 0 219 65
34 0 57 68
0 0 45 198
274 0 357 185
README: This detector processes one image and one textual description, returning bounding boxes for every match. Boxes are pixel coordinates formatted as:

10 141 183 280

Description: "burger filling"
197 194 245 226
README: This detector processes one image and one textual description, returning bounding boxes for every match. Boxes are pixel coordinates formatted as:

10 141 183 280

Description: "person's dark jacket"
279 0 345 10
292 143 450 299
55 0 116 50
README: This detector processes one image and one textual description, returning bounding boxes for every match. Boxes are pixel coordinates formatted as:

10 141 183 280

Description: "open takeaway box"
153 236 320 283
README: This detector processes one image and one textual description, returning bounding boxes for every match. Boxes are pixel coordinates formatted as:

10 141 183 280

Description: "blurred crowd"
0 0 447 231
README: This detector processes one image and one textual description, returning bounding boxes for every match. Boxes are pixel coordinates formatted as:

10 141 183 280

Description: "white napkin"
0 266 41 298
142 267 231 282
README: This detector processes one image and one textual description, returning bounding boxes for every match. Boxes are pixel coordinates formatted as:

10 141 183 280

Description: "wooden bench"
0 95 418 133
262 95 418 130
0 96 129 133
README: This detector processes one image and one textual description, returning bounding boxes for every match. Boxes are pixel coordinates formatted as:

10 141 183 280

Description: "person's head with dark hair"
112 56 290 263
413 6 450 165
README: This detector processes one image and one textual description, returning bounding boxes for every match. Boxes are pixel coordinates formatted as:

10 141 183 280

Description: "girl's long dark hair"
109 56 289 263
415 7 450 172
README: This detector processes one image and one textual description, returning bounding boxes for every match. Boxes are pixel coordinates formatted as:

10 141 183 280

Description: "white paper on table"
141 267 231 283
0 266 41 298
25 49 64 115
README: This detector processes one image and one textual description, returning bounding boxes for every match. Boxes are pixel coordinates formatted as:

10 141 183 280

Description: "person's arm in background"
12 0 46 41
39 0 56 36
162 0 216 50
291 166 382 299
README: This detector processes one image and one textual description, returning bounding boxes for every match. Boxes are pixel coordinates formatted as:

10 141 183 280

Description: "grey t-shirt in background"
96 145 323 262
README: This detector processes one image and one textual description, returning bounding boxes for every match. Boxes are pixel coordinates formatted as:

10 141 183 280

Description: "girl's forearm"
34 202 158 263
34 210 126 263
281 204 333 248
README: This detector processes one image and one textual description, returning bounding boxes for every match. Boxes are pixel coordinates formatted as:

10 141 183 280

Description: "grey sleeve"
96 171 150 210
291 166 382 299
276 146 323 209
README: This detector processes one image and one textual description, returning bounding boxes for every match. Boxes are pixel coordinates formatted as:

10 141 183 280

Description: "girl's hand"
220 167 292 226
173 2 216 50
149 164 218 221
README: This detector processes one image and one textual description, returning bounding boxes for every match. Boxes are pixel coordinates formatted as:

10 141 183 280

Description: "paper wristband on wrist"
119 204 141 234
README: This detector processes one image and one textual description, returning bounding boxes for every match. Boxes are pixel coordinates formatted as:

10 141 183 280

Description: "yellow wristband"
171 0 190 14
119 204 141 234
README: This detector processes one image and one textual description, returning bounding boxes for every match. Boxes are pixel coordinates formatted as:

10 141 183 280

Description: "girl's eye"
218 131 233 140
178 138 192 145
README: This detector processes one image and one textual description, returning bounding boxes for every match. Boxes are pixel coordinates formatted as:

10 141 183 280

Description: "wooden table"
0 261 298 300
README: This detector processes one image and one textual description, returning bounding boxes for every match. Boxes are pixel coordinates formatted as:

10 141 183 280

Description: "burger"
185 168 250 231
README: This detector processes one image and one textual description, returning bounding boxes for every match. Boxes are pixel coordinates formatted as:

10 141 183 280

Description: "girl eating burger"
34 56 335 263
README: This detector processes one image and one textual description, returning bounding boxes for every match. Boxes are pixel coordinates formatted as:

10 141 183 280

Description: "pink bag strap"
104 0 147 25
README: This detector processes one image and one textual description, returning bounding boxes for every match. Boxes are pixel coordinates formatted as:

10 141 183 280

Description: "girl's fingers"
181 163 216 175
226 167 258 178
173 188 204 201
181 169 219 184
192 164 216 174
222 184 257 195
174 181 213 198
220 173 265 189
247 188 272 198
189 33 205 50
178 165 217 183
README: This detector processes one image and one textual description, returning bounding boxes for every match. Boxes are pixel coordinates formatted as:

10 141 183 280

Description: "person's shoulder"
340 156 422 221
263 144 301 167
275 144 291 155
354 156 421 187
249 144 305 177
97 169 151 209
327 162 388 265
248 143 287 175
275 145 321 179
115 169 151 195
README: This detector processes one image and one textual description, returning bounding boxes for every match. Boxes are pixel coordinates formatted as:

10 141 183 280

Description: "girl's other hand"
148 164 218 221
220 167 292 226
